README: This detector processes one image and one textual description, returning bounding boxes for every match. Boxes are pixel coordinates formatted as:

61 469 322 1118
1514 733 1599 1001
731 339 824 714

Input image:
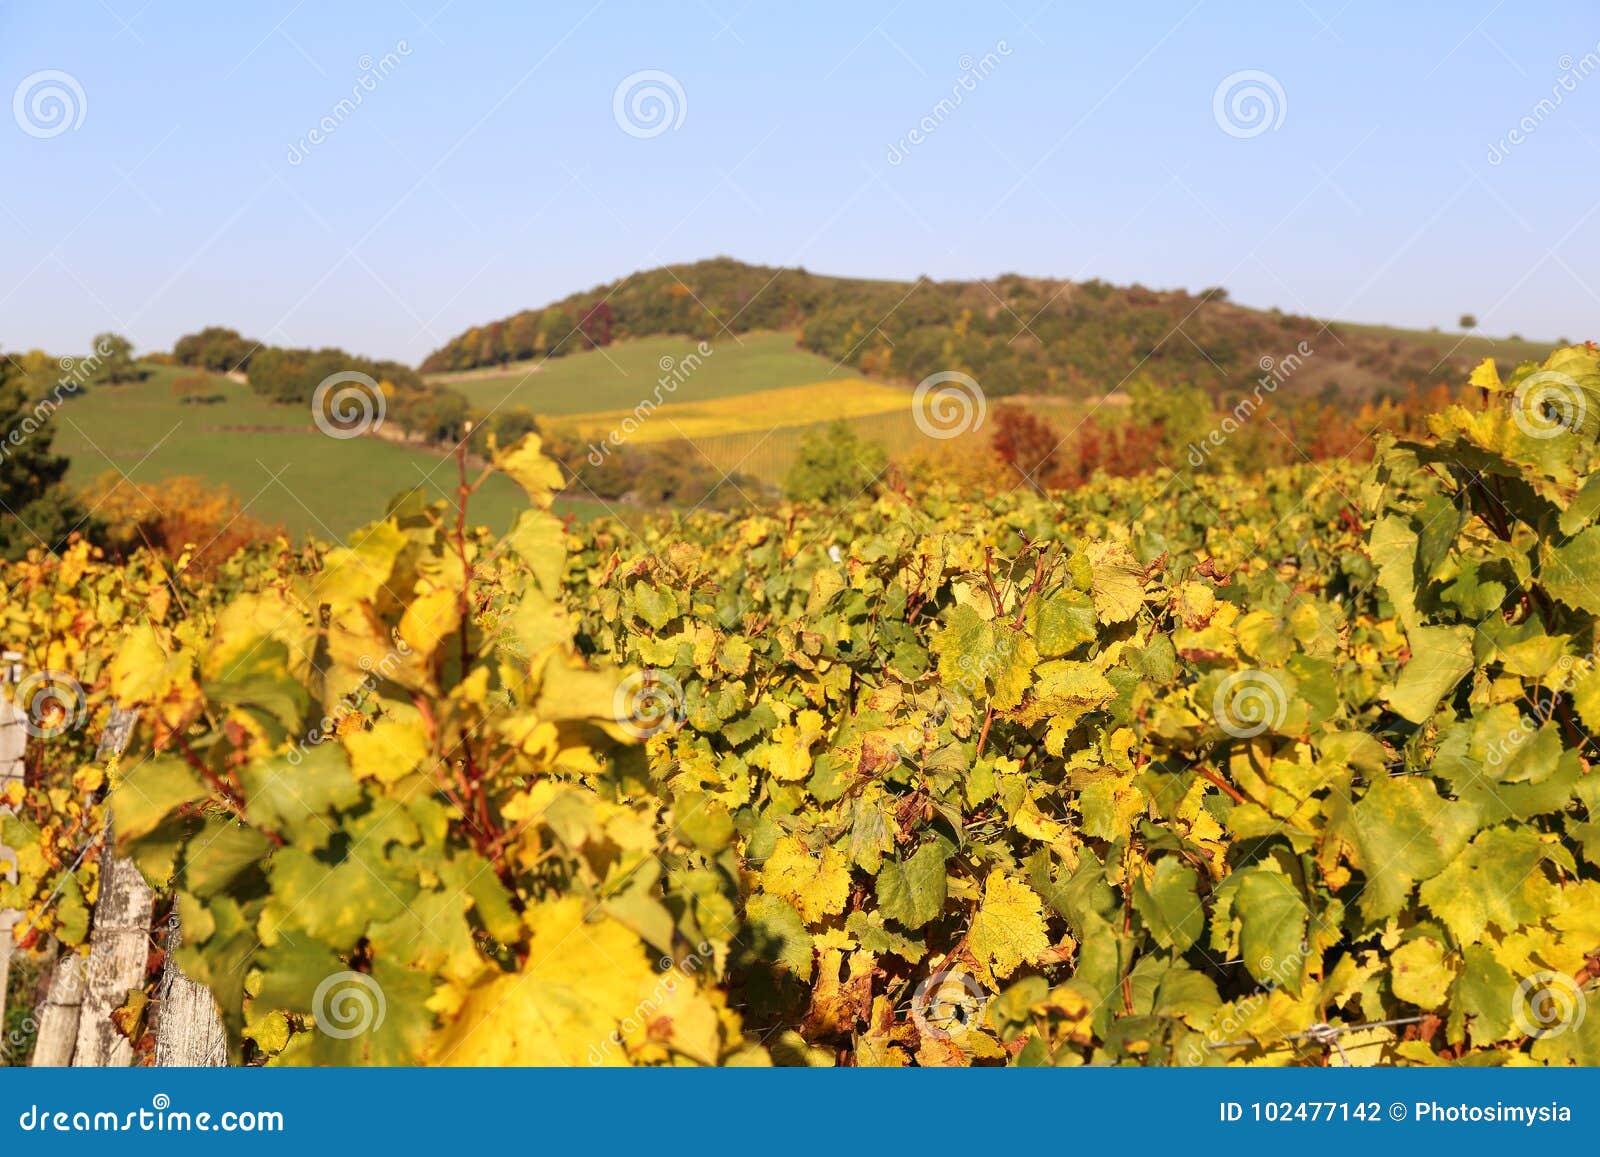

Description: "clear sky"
3 0 1597 364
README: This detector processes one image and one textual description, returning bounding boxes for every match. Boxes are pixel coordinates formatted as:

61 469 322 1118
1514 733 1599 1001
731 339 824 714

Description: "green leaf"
1132 856 1203 952
111 756 208 843
240 746 363 845
1418 827 1552 943
1385 624 1473 723
1222 866 1308 987
1340 776 1480 923
875 842 948 930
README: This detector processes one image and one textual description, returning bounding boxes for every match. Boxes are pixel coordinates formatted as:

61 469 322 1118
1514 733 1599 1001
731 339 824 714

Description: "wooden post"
154 916 226 1066
71 709 151 1067
71 847 153 1066
0 690 27 1022
29 949 85 1066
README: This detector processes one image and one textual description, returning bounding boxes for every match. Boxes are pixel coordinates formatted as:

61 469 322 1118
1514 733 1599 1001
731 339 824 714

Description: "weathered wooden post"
70 845 153 1066
71 707 152 1067
0 687 27 1022
29 949 85 1066
154 916 227 1066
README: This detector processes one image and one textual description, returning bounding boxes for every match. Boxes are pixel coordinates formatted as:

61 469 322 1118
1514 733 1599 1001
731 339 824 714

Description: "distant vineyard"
3 347 1599 1066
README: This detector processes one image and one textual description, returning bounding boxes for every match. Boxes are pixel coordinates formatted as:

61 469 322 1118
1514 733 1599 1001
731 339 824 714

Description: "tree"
89 332 142 385
0 358 90 558
990 403 1061 494
784 421 887 504
172 326 257 373
1459 314 1478 331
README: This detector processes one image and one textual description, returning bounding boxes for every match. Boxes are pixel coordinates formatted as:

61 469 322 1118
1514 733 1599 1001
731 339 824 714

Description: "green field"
54 365 533 539
1336 322 1556 369
428 332 855 416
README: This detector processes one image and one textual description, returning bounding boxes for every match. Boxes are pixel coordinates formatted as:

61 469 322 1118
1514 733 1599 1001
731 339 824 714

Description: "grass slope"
564 378 910 443
428 332 853 416
55 365 530 538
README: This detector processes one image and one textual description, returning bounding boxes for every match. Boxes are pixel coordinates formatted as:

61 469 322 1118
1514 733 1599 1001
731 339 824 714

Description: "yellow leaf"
399 588 460 659
969 871 1049 980
494 433 567 508
429 898 732 1065
762 836 851 923
344 716 429 783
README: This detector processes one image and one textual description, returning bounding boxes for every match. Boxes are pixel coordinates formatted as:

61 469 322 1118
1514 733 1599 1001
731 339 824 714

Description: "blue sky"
2 0 1598 364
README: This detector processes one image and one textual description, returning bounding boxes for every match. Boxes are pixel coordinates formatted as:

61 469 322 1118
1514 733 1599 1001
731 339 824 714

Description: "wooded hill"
421 256 1544 400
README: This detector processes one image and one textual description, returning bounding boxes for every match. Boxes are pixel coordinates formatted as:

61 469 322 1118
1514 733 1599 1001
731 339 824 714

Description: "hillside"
429 331 854 414
52 364 530 537
422 257 1550 400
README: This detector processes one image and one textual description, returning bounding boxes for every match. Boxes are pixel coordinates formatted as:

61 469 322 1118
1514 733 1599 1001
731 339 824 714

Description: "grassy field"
54 365 532 538
427 332 856 415
565 378 912 443
1336 323 1556 369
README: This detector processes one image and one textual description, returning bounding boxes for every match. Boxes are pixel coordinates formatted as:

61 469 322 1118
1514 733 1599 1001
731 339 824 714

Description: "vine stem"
1197 765 1247 805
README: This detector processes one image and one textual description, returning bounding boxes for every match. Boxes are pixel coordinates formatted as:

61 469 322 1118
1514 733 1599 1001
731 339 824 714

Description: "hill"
421 256 1551 400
